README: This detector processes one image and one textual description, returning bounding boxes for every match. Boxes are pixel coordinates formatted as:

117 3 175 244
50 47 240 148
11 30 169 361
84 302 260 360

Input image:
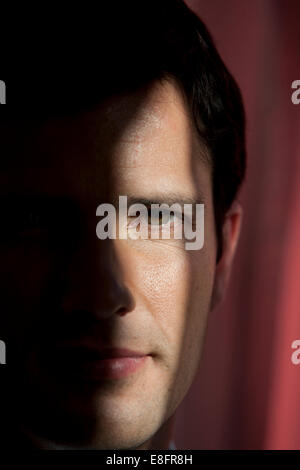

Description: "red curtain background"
174 0 300 449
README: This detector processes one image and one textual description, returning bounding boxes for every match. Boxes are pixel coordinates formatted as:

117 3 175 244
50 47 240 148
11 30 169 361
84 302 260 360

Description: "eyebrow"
0 192 206 212
118 192 206 208
0 194 79 217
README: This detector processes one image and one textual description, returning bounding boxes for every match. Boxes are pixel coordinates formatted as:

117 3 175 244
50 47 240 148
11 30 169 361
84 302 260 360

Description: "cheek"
129 222 216 367
136 247 191 324
180 225 216 376
132 240 215 353
127 244 215 414
0 247 55 336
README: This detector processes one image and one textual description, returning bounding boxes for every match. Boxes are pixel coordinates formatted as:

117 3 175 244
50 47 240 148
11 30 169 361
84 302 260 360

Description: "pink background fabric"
173 0 300 449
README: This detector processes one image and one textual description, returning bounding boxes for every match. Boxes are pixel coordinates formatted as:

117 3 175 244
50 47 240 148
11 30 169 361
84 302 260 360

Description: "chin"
78 416 157 450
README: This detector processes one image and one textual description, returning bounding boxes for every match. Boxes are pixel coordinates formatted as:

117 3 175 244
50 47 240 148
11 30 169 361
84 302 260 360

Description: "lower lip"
76 356 149 381
46 354 150 382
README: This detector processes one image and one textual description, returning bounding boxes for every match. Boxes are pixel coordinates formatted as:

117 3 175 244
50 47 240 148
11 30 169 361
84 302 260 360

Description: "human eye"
0 206 49 245
146 207 176 226
20 209 46 232
0 198 63 246
127 206 178 229
137 205 183 240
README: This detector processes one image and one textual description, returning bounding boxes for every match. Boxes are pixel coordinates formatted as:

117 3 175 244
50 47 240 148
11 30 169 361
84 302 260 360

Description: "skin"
0 79 242 450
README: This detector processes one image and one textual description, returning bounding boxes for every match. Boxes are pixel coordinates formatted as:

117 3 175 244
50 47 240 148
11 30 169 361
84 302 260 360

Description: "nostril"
117 306 128 316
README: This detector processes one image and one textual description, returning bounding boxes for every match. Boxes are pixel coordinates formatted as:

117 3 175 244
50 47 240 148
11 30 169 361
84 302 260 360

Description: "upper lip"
53 343 149 359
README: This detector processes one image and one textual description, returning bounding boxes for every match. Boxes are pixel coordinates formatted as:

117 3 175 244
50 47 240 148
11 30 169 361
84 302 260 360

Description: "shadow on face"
0 78 219 449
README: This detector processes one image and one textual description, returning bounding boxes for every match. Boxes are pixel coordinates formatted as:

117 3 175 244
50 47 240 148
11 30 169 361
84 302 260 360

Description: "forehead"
0 80 211 203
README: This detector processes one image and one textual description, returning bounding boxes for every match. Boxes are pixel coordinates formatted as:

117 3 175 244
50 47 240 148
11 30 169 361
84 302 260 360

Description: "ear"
210 200 243 311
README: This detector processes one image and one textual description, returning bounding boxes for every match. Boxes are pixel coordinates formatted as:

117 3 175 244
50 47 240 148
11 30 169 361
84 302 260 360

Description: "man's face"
0 80 218 449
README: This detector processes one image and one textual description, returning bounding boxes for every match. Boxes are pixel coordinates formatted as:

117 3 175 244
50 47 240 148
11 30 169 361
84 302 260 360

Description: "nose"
57 232 135 321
